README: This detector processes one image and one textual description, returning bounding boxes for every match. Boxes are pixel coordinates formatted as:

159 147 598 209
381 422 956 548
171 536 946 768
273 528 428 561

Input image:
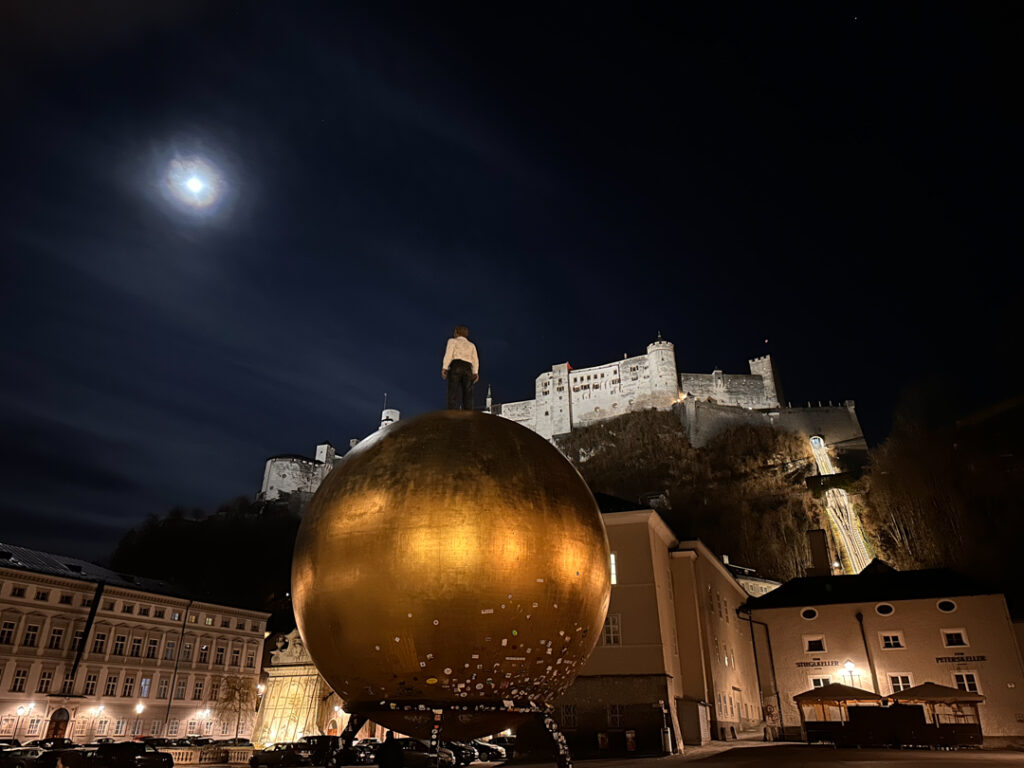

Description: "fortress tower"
645 334 680 406
748 355 783 409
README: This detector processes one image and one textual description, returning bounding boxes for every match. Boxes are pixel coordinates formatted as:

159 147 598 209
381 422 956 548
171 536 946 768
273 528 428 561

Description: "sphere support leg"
341 713 367 751
539 711 573 768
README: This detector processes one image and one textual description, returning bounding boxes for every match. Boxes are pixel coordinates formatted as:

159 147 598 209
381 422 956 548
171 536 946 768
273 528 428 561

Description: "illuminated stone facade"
746 561 1024 744
252 630 383 746
554 513 775 755
0 543 267 743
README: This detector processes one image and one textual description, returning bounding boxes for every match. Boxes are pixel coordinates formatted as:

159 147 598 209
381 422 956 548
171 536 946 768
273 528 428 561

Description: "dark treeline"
861 394 1024 611
109 497 301 630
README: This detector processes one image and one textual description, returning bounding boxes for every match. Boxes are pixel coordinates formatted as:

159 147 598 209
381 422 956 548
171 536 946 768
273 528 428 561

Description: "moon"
164 156 222 210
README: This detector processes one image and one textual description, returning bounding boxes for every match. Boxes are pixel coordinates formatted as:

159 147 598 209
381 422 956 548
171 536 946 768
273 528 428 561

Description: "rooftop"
745 559 995 610
0 540 184 598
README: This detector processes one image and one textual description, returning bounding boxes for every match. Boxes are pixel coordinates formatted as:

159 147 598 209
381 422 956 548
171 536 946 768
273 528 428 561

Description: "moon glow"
165 157 222 210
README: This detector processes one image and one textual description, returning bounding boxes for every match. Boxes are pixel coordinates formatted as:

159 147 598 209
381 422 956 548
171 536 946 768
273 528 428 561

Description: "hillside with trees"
555 409 824 582
109 496 300 629
860 396 1024 609
108 396 1024 622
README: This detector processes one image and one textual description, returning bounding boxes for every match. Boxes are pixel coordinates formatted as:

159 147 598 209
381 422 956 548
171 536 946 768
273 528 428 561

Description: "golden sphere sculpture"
292 410 610 740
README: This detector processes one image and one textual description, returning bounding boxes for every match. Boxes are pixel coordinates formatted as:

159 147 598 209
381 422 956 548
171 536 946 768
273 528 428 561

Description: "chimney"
806 529 832 577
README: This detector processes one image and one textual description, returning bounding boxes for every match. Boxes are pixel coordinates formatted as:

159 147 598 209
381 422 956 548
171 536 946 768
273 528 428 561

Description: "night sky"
1 3 1020 558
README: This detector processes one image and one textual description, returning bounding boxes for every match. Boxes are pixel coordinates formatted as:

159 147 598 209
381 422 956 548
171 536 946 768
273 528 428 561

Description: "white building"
0 543 268 743
259 410 400 502
745 559 1024 744
494 337 684 439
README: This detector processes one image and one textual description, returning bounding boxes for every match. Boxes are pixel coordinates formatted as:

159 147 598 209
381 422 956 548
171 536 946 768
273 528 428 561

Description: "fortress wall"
771 404 868 466
262 457 320 500
679 372 769 409
499 399 536 428
678 399 771 447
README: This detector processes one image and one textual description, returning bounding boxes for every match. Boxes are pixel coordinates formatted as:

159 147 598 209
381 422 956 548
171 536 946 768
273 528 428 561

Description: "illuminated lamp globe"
291 411 611 740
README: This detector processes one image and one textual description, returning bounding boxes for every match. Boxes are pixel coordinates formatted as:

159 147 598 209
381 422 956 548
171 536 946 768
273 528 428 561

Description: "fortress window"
875 603 895 616
937 599 957 613
800 608 817 620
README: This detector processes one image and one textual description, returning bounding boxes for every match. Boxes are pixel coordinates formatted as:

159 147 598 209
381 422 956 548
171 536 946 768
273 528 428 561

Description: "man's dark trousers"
447 359 474 410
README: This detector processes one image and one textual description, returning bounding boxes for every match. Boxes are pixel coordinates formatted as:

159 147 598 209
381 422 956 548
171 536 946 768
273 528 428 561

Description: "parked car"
326 738 376 767
469 741 505 761
484 736 514 754
137 741 172 749
24 742 76 752
86 742 173 768
298 736 339 766
0 742 22 751
0 747 45 768
212 739 251 747
440 743 477 767
390 739 454 768
35 749 94 768
248 743 313 768
352 739 380 765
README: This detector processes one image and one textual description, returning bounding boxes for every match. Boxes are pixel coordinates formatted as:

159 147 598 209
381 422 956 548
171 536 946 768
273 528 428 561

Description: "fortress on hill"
491 335 783 439
260 335 867 503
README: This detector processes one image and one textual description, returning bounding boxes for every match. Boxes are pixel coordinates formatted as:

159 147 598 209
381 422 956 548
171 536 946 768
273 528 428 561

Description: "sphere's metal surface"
292 411 610 739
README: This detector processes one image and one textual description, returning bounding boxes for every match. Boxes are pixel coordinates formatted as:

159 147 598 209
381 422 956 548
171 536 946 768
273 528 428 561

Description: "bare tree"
217 676 257 740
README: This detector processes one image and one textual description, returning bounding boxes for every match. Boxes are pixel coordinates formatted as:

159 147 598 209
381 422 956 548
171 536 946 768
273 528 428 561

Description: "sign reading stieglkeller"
935 655 987 663
795 660 840 668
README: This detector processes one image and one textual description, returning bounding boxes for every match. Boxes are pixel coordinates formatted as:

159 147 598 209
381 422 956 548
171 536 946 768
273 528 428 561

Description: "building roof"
266 453 316 462
0 541 184 598
890 682 985 704
793 683 882 703
593 492 642 514
746 559 995 610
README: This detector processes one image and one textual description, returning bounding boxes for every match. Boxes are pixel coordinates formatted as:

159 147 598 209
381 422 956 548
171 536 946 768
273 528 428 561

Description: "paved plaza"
511 743 1024 768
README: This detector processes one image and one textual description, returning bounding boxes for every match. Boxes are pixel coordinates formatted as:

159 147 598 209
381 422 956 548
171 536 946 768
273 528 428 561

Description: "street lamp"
134 703 145 738
14 703 34 740
90 704 104 737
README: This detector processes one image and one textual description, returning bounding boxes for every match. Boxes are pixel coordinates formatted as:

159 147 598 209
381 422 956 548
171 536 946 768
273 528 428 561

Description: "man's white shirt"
443 337 479 375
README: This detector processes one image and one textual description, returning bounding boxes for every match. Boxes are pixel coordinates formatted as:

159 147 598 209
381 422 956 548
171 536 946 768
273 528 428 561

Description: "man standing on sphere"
441 325 479 410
